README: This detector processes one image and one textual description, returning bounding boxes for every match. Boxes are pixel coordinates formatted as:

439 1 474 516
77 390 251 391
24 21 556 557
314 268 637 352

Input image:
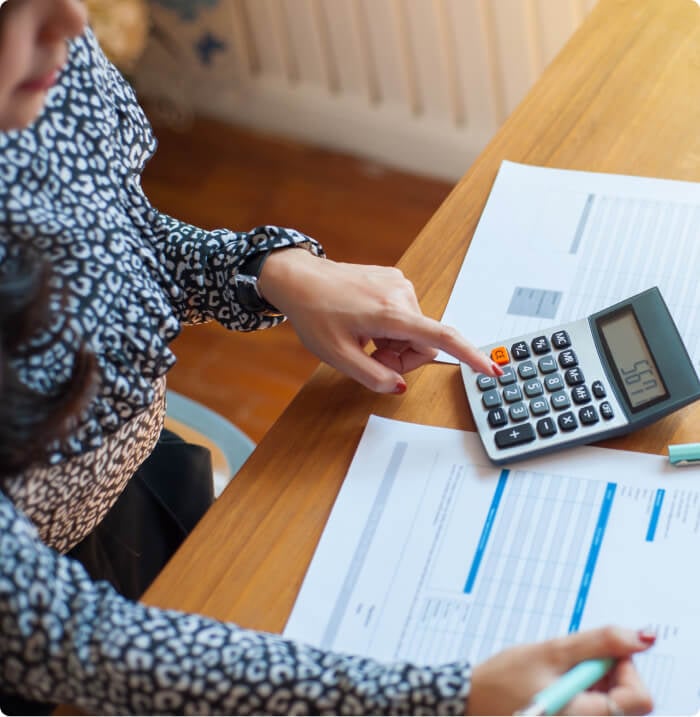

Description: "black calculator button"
509 402 529 422
592 380 606 399
544 374 565 392
600 401 614 420
558 349 578 368
551 391 571 410
579 406 599 425
531 336 550 354
558 411 578 431
551 330 571 349
536 417 557 437
530 397 550 415
495 423 536 448
538 355 558 374
511 341 530 360
517 361 537 379
482 389 502 408
498 365 517 385
503 385 523 403
487 407 508 428
523 379 544 397
571 385 591 405
564 367 585 386
477 374 497 391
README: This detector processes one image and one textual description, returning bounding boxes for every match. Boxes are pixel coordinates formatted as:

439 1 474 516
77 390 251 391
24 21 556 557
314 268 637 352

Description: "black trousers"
1 428 214 714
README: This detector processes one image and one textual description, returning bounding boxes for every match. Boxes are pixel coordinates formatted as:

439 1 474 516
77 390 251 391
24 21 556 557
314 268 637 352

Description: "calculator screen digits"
597 308 668 410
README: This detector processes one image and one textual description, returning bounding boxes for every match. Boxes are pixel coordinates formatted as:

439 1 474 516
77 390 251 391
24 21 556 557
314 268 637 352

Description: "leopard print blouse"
0 29 472 715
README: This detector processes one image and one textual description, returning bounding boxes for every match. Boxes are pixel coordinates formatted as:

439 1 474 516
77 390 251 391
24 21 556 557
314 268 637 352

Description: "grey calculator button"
571 385 591 405
558 411 578 431
536 417 557 437
551 330 571 349
498 365 517 385
579 405 599 425
530 397 550 415
551 391 571 409
503 385 523 403
538 355 558 374
495 423 536 448
592 380 606 398
509 402 529 421
558 349 578 368
523 379 544 397
545 374 565 392
477 374 497 391
600 401 614 420
511 341 530 360
488 407 508 427
482 389 502 408
565 367 585 386
518 361 537 379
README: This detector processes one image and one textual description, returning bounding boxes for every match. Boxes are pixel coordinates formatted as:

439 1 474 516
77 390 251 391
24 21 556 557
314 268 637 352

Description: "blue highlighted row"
646 489 665 542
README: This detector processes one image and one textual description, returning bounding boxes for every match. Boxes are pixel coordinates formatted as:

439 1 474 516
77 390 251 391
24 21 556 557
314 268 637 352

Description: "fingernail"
637 628 657 645
491 361 504 376
393 380 407 395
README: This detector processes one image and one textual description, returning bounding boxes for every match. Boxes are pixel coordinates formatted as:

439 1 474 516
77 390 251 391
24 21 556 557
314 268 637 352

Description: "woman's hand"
468 626 655 716
259 249 499 393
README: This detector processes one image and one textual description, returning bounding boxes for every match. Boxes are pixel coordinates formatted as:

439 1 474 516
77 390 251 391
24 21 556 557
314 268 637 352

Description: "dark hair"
0 250 97 482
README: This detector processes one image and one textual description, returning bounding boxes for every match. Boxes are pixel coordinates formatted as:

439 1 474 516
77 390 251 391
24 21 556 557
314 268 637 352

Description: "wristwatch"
234 249 284 317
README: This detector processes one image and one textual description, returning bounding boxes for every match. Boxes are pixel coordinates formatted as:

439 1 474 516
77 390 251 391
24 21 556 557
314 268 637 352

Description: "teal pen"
515 658 614 715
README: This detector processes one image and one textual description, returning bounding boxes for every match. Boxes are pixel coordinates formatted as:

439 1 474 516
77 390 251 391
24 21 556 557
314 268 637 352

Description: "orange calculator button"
490 346 510 365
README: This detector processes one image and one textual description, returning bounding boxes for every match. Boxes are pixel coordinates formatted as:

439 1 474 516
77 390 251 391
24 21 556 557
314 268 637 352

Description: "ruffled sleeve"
0 491 471 715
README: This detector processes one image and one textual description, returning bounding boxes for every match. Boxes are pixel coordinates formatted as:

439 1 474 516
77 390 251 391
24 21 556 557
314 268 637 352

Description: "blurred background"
86 0 596 445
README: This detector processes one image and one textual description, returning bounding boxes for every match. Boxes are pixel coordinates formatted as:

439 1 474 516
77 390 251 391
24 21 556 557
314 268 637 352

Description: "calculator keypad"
473 328 619 454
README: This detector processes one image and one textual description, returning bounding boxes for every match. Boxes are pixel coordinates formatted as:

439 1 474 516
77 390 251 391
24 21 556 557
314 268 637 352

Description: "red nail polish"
393 380 407 394
638 629 657 645
491 362 504 376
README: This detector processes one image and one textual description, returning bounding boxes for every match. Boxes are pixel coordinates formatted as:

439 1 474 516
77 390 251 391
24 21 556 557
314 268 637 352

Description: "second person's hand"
259 248 500 393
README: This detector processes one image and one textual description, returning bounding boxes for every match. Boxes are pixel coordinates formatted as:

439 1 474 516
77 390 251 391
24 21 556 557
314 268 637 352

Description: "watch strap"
236 250 283 316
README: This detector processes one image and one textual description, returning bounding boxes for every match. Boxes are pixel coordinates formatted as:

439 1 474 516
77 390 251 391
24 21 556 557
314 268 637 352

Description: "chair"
164 389 255 498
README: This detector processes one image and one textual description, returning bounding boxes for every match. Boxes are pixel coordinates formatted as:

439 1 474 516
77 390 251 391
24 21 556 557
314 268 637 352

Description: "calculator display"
597 308 668 410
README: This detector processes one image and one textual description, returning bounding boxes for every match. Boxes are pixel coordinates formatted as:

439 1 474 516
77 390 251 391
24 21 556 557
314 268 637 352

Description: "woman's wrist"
257 246 322 313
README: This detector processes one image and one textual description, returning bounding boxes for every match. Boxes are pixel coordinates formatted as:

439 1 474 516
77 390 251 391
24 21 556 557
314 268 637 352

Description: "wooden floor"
141 116 452 443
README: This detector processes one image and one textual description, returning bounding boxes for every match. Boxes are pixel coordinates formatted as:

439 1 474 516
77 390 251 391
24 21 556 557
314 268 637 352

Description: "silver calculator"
462 287 700 465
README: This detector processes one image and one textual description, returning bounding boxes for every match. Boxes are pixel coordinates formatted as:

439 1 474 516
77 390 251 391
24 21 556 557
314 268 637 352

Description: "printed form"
284 415 700 715
438 161 700 365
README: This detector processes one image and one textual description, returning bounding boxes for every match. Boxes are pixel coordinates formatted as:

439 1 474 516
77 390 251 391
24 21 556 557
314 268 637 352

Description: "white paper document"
284 415 700 714
439 161 700 366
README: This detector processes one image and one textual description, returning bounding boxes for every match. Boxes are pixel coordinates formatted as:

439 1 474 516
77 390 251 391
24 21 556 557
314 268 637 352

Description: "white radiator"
136 0 597 181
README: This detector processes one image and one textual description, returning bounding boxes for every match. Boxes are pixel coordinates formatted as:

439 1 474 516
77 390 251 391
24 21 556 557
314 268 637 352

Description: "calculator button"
536 417 557 437
544 374 565 392
511 341 530 360
538 355 558 374
498 365 517 385
558 411 578 431
551 391 571 410
491 346 510 365
600 401 614 420
571 385 591 405
551 330 571 349
579 406 599 425
558 349 578 368
530 397 550 415
509 402 529 422
531 336 551 354
503 385 523 403
523 379 544 397
564 367 585 386
517 361 537 379
482 389 503 408
477 374 497 391
591 380 607 399
495 423 536 448
487 407 508 428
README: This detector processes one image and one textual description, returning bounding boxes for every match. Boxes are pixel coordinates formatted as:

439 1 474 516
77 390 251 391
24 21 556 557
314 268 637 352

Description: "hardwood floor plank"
141 116 453 443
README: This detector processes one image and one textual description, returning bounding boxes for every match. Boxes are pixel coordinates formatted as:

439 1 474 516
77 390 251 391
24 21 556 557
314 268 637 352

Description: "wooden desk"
142 0 700 633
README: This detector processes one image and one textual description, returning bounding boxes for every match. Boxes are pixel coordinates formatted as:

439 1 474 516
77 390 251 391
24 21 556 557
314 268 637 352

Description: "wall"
134 0 598 181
